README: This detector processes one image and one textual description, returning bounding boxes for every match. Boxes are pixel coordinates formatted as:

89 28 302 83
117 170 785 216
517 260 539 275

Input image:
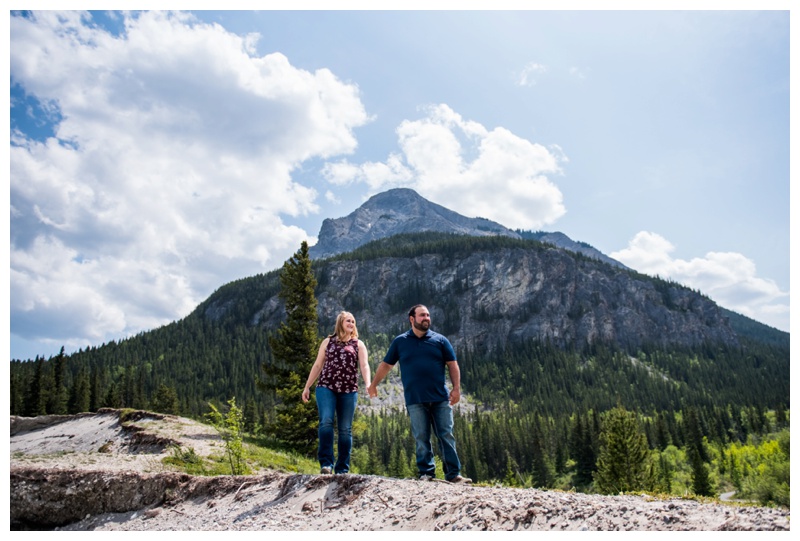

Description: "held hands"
367 384 378 399
301 387 311 403
449 388 461 406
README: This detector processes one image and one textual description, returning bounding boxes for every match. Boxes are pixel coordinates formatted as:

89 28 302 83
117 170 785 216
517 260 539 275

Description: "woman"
302 311 371 474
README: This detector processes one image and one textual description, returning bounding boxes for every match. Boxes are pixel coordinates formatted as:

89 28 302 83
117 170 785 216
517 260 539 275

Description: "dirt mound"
10 409 223 473
9 411 791 531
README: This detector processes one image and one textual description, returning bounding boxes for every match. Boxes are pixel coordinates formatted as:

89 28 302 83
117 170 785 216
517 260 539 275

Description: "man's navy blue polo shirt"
383 329 457 405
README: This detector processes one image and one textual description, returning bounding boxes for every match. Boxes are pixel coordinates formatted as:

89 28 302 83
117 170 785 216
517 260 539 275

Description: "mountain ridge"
309 188 627 269
309 188 519 259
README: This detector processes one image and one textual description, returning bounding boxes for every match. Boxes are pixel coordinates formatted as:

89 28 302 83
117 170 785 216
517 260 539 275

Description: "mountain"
10 190 788 419
191 231 787 415
308 188 519 259
308 188 627 269
237 233 737 353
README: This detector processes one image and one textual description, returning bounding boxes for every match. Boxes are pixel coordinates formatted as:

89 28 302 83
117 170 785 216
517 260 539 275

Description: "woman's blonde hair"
333 311 358 342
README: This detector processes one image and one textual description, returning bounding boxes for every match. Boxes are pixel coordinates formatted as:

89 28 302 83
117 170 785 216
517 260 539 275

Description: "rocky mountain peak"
308 188 519 259
308 188 627 269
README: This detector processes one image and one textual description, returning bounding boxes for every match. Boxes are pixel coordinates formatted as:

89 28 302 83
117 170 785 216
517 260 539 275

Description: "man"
368 304 472 484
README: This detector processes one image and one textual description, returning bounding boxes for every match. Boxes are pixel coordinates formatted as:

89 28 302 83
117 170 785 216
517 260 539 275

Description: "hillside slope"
210 233 739 352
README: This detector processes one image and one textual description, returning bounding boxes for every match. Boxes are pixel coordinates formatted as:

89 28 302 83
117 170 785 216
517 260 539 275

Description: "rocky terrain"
9 410 790 531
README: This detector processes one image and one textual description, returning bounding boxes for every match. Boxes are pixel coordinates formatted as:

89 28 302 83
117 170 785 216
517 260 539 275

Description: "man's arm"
446 360 461 405
367 362 394 398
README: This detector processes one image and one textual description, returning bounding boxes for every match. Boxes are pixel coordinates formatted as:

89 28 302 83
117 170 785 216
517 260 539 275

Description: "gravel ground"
9 410 791 531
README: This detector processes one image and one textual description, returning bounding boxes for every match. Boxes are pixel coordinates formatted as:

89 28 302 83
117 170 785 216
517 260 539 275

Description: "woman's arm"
358 340 371 389
301 337 330 403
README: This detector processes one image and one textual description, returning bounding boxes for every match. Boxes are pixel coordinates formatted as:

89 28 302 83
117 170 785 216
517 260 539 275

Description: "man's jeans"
407 400 461 481
316 386 357 474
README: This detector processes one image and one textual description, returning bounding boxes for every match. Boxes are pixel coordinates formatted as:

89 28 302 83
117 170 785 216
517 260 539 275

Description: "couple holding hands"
301 305 471 484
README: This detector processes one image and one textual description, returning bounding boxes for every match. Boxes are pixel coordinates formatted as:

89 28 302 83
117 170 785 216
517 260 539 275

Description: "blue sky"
5 3 794 361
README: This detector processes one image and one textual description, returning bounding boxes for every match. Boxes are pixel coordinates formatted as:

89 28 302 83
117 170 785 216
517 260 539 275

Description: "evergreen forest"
9 233 790 506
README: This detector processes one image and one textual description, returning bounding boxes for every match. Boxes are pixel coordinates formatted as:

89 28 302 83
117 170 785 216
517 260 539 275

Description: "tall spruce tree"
50 346 68 414
259 241 319 455
594 405 650 494
151 383 180 415
68 367 91 414
530 416 552 488
684 407 713 496
570 412 596 487
27 357 49 416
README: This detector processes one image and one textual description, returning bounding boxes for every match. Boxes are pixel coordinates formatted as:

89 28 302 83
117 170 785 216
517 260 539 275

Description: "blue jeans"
407 401 462 481
315 386 358 474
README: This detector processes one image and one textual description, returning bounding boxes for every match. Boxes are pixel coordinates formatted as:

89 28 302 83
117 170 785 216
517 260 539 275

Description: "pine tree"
104 381 122 408
10 369 23 416
774 403 788 429
151 384 180 415
684 407 713 496
243 398 259 434
258 241 319 455
68 367 91 414
89 364 101 412
570 412 596 487
654 412 671 450
503 451 521 486
50 347 68 414
594 405 649 494
530 417 552 488
389 445 412 479
655 452 673 493
27 357 49 416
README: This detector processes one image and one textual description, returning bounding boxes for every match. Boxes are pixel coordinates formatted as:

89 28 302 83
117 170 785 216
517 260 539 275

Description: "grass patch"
245 442 317 474
161 437 318 476
162 445 210 475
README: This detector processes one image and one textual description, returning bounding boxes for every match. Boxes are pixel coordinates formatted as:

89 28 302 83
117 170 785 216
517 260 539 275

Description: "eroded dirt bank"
9 411 791 531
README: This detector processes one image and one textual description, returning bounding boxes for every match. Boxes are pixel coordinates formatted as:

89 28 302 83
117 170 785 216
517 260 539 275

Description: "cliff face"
205 188 736 352
245 242 737 352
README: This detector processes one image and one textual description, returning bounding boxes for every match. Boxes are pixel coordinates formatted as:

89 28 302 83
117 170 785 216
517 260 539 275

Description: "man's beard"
413 320 430 332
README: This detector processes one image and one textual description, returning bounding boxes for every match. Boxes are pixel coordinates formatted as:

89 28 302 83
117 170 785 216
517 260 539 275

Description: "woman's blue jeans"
315 386 357 474
406 400 462 481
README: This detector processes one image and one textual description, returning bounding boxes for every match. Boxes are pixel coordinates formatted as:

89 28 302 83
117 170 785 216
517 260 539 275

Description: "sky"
5 2 795 361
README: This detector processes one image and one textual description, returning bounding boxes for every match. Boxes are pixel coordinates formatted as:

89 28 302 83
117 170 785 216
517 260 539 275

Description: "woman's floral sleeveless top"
318 337 359 393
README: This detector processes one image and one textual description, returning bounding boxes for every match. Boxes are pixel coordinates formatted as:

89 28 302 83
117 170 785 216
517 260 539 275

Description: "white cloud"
322 104 566 229
568 66 588 80
9 11 370 350
611 231 789 331
516 62 548 87
324 190 341 205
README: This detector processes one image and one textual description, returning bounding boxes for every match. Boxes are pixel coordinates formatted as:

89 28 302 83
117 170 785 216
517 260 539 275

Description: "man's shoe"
448 475 472 484
320 467 332 474
419 474 434 481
